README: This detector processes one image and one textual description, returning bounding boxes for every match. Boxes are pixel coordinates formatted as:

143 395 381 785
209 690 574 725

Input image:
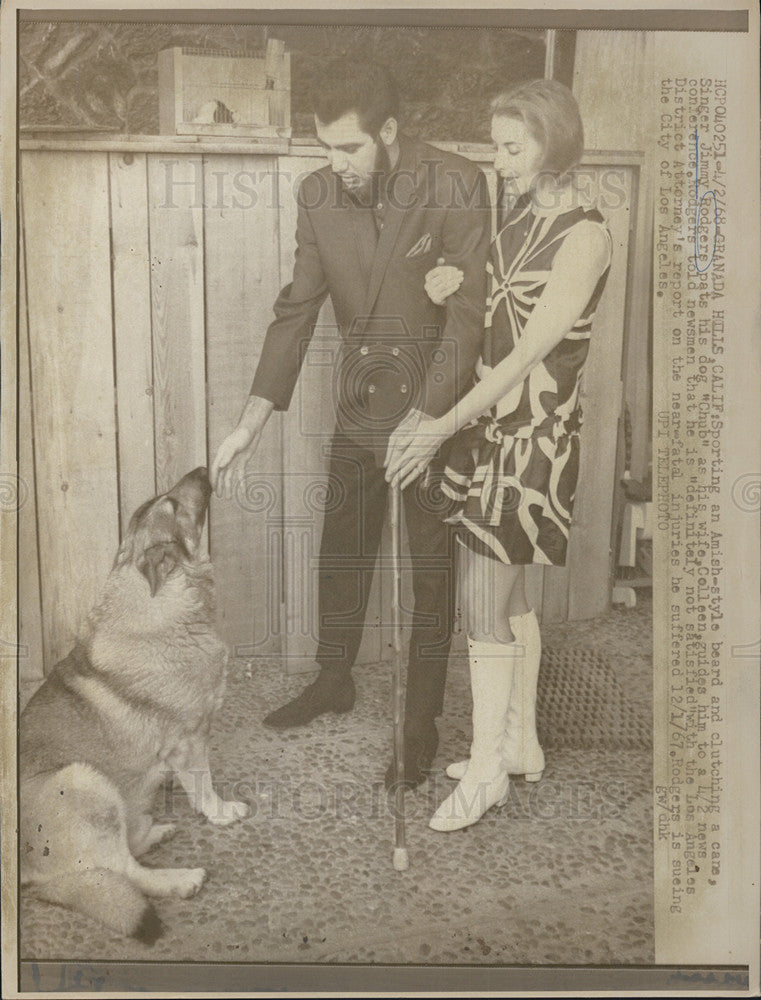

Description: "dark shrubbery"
19 22 551 142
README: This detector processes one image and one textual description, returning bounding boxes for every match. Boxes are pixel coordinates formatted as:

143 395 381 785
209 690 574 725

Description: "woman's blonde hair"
490 79 584 177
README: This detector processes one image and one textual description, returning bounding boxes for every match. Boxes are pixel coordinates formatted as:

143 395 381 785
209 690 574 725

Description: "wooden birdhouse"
158 40 291 138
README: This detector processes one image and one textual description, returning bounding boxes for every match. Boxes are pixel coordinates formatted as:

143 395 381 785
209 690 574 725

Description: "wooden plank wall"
21 149 291 669
147 156 208 494
109 153 155 525
574 31 654 482
21 152 120 669
19 143 635 678
203 153 283 658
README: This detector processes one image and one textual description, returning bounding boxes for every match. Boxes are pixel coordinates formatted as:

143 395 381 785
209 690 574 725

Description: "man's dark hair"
311 60 399 135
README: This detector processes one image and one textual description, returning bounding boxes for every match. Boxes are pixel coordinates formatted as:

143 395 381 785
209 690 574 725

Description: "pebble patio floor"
19 594 653 968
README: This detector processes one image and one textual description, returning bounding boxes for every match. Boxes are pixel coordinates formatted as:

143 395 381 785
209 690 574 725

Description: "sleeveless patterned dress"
441 196 612 566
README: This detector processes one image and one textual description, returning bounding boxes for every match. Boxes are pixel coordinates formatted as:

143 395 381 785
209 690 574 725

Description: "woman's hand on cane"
384 409 450 491
382 261 463 488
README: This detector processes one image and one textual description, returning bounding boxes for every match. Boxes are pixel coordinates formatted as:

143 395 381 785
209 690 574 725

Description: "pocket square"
406 233 433 258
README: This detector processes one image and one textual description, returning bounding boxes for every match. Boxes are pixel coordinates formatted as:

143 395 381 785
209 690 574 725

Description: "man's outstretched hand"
211 396 275 500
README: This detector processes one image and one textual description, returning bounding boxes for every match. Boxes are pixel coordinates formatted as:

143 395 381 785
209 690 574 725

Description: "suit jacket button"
360 346 369 355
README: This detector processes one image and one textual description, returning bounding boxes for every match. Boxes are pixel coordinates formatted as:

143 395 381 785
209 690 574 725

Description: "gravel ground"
19 591 653 969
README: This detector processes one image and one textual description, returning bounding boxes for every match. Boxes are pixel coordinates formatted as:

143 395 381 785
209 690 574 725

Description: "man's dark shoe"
263 671 355 729
384 724 439 791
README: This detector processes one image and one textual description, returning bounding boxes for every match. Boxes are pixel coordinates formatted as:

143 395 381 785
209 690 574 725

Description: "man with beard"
212 60 491 790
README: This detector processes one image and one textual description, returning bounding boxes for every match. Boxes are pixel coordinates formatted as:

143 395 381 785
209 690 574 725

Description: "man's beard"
353 140 392 202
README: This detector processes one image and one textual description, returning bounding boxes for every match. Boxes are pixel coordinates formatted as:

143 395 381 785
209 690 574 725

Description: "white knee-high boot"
500 609 545 780
446 610 544 782
428 637 515 832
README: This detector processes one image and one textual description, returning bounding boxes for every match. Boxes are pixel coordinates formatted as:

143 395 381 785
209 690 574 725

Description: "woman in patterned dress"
384 79 613 831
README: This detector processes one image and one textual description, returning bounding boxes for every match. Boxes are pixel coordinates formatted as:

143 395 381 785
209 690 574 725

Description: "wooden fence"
18 137 643 679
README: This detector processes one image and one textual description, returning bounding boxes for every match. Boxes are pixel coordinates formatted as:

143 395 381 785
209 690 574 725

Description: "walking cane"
389 480 409 871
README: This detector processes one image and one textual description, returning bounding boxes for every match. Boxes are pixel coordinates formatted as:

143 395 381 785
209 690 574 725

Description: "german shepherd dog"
20 468 249 944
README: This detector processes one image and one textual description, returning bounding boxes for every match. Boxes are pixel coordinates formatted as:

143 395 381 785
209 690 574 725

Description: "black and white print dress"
441 197 612 566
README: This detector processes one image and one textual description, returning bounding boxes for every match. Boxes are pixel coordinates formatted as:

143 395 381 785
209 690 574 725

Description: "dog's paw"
147 822 177 848
207 799 250 826
130 819 180 857
171 867 207 898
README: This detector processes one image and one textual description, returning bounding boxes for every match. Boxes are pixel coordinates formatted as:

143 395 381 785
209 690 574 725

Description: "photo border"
2 2 758 996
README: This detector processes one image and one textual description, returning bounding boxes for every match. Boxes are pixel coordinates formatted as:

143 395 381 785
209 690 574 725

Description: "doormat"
536 647 651 750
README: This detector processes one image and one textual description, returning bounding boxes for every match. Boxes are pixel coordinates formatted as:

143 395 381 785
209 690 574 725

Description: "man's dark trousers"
315 431 455 732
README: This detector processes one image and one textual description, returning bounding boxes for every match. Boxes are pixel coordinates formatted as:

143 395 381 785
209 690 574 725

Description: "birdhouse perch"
158 40 291 138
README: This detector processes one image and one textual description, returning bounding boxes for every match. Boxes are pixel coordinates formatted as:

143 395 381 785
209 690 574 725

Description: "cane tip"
393 848 410 871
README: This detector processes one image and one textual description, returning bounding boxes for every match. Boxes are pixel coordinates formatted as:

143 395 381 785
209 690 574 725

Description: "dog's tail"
31 870 164 945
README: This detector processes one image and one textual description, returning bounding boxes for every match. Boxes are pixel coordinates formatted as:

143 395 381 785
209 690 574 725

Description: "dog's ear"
137 540 187 597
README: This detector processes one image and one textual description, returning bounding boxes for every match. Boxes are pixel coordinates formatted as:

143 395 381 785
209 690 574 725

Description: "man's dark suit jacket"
251 134 492 446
